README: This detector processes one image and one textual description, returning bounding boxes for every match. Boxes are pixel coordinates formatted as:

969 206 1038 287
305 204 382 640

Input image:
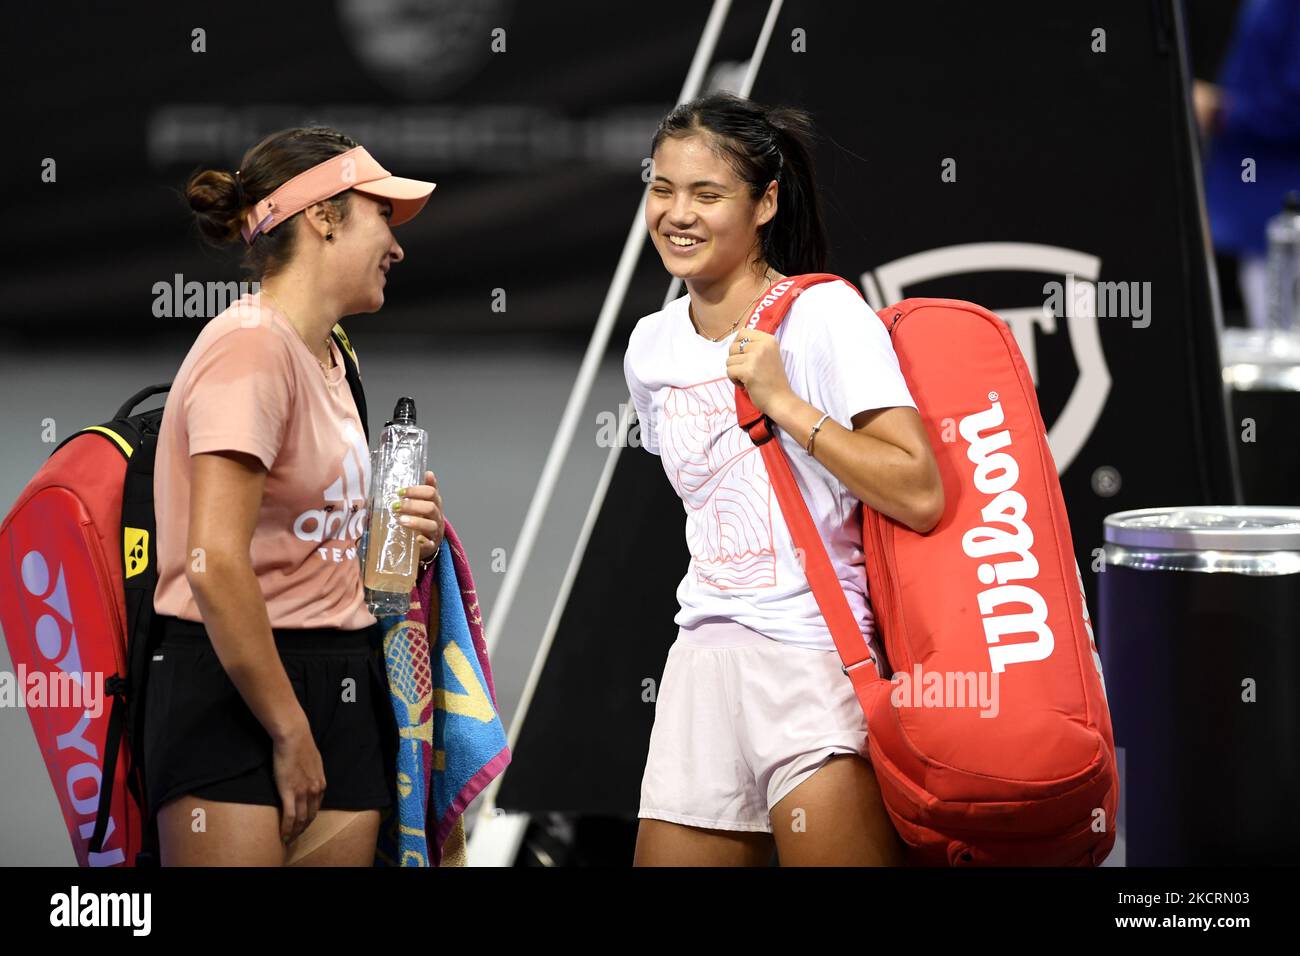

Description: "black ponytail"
650 92 827 276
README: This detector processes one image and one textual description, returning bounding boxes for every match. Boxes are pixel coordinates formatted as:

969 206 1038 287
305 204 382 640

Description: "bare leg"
158 797 381 866
285 810 381 866
633 819 775 866
769 754 905 866
157 796 285 866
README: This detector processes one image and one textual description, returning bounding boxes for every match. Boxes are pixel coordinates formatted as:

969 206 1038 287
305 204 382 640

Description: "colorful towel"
372 518 510 866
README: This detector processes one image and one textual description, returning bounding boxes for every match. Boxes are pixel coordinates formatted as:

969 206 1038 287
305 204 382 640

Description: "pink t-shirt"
152 292 377 631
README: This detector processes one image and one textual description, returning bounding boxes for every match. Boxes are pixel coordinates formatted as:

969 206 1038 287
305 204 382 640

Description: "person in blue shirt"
1200 0 1300 329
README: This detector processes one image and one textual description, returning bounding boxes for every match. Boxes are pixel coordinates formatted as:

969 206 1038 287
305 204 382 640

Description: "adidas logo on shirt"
292 420 372 563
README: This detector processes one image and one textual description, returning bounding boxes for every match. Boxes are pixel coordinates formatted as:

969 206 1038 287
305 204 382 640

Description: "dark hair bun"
185 168 244 246
181 125 359 279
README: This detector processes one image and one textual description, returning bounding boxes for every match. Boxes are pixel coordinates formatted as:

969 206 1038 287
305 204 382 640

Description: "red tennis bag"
735 273 1118 866
0 403 156 867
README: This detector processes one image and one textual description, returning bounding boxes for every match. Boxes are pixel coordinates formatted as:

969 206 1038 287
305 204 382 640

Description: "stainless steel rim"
1104 506 1300 551
1103 543 1300 576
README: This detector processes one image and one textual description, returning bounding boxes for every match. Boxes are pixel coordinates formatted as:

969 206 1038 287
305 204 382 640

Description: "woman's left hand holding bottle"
393 469 444 563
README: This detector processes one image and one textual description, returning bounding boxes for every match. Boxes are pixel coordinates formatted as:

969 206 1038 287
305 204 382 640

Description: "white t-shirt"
623 279 918 653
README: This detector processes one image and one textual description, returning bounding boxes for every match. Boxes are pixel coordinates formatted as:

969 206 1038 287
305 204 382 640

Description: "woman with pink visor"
148 126 439 865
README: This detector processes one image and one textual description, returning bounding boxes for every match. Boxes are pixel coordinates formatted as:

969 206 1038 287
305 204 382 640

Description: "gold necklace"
689 269 776 342
260 289 335 372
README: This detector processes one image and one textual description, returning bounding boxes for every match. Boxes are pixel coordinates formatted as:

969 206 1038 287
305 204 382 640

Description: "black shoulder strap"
332 323 369 445
89 387 169 863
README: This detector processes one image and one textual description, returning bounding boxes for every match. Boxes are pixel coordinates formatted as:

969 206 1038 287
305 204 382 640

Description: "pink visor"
240 145 436 244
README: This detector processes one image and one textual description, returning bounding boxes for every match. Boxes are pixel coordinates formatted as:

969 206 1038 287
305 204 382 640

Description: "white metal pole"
469 0 785 867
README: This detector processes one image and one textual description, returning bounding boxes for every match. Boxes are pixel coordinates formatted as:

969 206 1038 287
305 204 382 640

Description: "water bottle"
359 397 428 616
1266 192 1300 332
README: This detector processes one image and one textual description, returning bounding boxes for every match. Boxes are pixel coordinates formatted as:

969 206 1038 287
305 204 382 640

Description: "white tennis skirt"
638 617 871 834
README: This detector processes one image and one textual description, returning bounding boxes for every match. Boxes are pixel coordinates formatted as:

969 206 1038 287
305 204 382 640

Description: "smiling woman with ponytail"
625 92 943 866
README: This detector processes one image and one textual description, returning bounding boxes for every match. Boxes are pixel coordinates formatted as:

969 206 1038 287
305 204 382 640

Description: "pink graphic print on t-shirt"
659 377 776 590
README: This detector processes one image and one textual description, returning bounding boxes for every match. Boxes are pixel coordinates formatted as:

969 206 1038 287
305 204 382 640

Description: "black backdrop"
3 0 769 345
498 0 1239 817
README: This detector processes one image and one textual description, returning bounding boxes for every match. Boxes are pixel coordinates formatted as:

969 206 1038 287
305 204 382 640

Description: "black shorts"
143 615 396 816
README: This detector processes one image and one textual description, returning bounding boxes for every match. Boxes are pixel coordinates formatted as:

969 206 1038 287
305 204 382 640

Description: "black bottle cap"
387 397 417 427
1285 191 1300 213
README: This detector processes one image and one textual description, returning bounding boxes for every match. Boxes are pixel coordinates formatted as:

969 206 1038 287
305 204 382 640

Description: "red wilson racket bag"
735 274 1118 866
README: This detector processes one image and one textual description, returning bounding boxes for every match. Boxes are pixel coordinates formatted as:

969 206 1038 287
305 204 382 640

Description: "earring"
325 231 334 241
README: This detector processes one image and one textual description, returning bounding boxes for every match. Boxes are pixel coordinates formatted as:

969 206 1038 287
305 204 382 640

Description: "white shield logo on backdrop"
861 242 1113 474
